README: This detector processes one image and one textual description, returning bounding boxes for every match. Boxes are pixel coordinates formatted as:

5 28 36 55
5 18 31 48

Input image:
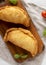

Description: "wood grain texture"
0 0 44 62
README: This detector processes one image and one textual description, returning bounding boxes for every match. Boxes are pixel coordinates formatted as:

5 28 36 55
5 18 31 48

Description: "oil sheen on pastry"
0 6 30 27
4 28 38 57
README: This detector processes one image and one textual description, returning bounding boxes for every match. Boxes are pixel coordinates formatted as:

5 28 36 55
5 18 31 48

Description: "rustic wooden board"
0 0 44 63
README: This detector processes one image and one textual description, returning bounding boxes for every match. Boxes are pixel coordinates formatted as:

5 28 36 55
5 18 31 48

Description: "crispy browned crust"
4 28 38 57
0 6 30 27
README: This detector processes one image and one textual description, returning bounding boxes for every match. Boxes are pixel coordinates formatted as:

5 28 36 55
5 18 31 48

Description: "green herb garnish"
21 55 28 59
9 0 18 5
14 54 21 59
43 29 46 36
14 54 28 59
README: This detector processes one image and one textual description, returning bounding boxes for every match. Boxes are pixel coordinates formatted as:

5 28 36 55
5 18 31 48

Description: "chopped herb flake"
14 54 28 59
9 0 18 5
43 29 46 36
14 54 20 59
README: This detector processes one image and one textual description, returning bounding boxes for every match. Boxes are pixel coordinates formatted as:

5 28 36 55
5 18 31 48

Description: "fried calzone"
4 28 38 57
0 6 30 27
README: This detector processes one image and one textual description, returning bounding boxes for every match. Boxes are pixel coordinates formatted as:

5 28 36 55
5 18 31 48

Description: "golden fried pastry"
0 6 30 27
4 28 38 57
